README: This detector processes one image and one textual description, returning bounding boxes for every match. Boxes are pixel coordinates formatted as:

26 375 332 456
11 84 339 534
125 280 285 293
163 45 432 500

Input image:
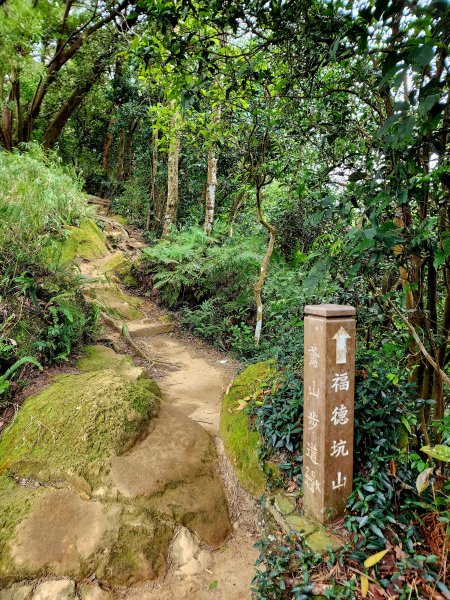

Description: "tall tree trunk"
117 129 126 181
1 69 19 150
204 107 221 233
102 117 115 173
204 146 218 233
254 182 276 346
162 110 181 236
43 63 105 148
147 127 159 230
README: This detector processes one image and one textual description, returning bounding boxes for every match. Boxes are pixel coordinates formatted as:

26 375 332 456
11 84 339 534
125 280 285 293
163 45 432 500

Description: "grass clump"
0 146 97 402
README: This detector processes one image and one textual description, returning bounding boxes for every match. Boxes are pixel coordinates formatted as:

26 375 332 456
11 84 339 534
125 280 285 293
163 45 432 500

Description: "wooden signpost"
302 304 356 524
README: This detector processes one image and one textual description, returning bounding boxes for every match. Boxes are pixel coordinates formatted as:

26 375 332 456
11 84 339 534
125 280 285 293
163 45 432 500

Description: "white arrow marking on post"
333 327 351 364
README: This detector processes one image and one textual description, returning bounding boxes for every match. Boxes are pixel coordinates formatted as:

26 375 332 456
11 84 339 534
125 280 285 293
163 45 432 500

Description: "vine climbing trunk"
162 108 181 237
254 183 276 346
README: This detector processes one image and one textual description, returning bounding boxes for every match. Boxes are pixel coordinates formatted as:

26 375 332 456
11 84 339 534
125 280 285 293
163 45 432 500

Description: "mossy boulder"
84 284 144 321
0 367 160 489
220 361 275 497
0 345 231 589
54 219 109 265
77 344 153 385
98 506 172 585
109 214 128 226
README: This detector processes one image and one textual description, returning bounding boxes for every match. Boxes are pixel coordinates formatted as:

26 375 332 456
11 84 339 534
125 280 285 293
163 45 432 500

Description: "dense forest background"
1 0 449 597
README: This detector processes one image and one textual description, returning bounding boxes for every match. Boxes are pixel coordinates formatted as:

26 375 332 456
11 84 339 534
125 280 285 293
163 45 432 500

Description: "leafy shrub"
0 147 97 398
110 178 150 229
139 225 341 358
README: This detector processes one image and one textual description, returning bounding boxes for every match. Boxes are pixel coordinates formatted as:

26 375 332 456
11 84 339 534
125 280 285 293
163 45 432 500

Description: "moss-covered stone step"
126 319 174 337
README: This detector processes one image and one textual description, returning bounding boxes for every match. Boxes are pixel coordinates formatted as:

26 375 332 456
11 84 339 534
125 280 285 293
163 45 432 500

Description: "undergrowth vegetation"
139 223 340 360
0 147 97 403
1 0 449 596
138 220 450 597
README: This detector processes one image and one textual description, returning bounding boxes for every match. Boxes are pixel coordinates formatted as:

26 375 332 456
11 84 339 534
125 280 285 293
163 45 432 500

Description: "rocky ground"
0 209 259 600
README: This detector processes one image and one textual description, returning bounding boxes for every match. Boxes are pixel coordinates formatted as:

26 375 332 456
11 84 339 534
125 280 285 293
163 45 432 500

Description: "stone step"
127 320 174 337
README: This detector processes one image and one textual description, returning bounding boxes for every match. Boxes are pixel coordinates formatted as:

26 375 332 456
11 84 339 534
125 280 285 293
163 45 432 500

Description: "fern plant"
0 356 43 397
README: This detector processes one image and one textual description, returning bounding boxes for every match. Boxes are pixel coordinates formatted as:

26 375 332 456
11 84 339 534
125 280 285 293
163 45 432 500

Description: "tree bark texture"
204 107 221 233
162 111 181 237
147 127 159 230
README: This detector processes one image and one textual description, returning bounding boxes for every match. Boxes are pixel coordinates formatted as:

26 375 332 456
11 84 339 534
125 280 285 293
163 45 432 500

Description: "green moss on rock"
50 219 108 266
77 345 139 379
0 476 43 580
84 285 144 321
109 214 128 226
0 357 161 487
220 361 275 497
97 252 132 279
100 507 172 585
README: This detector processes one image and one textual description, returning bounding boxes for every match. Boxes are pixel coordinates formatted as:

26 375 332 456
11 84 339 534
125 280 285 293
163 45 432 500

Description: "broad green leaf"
421 445 450 462
364 548 389 568
408 44 435 68
419 93 441 117
416 467 433 494
400 416 411 434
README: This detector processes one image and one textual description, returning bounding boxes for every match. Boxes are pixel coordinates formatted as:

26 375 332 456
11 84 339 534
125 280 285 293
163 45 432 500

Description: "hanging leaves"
415 467 434 494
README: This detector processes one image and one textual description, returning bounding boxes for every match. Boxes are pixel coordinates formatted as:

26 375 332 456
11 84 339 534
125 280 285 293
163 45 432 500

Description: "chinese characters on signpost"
302 304 356 523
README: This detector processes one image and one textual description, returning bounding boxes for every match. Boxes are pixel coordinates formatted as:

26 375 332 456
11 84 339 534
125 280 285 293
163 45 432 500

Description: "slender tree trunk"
204 107 221 233
162 110 181 236
147 127 159 230
228 192 244 237
102 117 115 173
117 129 126 181
204 146 218 233
254 183 276 346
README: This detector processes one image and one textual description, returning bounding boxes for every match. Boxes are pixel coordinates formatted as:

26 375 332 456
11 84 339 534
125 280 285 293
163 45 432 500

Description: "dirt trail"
0 210 260 600
85 212 260 599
